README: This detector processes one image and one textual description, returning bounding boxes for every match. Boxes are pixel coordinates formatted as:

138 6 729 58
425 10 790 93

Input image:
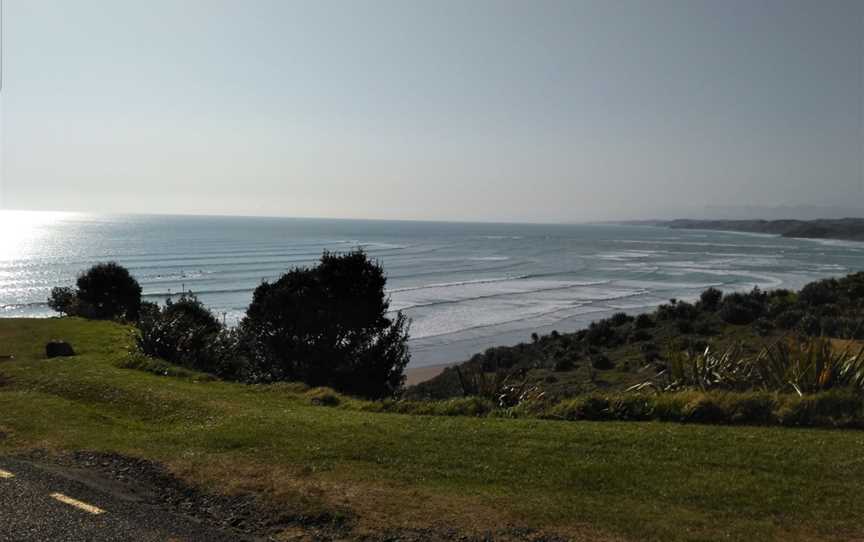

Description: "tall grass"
628 337 864 396
649 344 756 392
754 337 864 395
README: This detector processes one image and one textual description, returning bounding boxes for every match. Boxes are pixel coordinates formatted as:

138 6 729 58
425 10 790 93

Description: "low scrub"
533 390 864 428
754 337 864 395
351 389 864 429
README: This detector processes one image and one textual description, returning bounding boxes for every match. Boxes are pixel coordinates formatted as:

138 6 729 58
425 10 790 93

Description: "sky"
0 0 862 223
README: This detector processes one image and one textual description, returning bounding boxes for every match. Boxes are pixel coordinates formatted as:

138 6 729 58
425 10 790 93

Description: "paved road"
0 457 258 542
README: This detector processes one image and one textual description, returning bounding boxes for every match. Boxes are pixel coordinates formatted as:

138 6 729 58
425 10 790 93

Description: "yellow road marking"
49 493 105 515
0 469 14 479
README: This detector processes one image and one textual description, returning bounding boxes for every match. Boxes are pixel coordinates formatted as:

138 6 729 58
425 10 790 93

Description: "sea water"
3 211 864 367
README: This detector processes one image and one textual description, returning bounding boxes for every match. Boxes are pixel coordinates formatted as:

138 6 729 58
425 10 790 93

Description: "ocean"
3 211 864 367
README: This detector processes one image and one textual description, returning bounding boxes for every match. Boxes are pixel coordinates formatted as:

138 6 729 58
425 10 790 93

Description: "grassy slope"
2 319 864 541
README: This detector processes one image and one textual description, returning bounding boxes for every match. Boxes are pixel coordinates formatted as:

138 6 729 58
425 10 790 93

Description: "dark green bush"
775 309 803 329
682 396 727 423
699 287 723 311
553 357 575 372
722 393 776 425
719 289 766 325
754 318 775 336
610 312 633 326
47 287 78 316
48 262 142 321
241 250 410 399
776 392 863 427
591 353 615 370
634 314 654 329
608 395 653 420
135 294 245 380
799 279 839 307
76 262 142 321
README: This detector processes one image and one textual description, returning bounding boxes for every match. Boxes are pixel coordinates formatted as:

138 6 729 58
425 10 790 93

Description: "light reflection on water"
0 210 81 262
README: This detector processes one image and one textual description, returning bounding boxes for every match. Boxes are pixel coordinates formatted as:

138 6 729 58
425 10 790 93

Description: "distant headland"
623 218 864 242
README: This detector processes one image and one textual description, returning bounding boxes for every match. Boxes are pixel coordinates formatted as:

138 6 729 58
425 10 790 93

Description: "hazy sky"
0 0 862 222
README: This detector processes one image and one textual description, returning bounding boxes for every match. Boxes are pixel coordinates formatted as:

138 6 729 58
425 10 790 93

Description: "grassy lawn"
1 318 864 540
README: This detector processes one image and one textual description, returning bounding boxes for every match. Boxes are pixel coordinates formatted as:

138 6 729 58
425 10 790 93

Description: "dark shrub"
609 395 653 420
136 294 244 379
775 309 803 329
699 287 723 311
724 394 775 425
692 318 717 336
591 353 615 370
640 341 661 360
634 314 654 329
777 392 863 427
658 300 699 321
629 329 652 343
553 357 575 372
585 320 619 347
754 318 775 337
609 312 633 326
683 396 727 424
75 262 142 321
47 287 78 316
767 290 796 317
799 279 839 307
797 314 821 336
240 250 410 399
676 320 694 334
719 289 766 325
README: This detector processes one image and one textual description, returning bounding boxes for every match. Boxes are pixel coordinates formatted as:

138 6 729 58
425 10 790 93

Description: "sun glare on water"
0 210 77 262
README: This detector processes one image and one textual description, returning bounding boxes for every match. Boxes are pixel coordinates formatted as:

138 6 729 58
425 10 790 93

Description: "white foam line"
49 493 105 515
0 469 14 479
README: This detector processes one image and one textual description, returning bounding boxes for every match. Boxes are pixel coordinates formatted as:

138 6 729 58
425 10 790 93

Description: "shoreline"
403 362 456 385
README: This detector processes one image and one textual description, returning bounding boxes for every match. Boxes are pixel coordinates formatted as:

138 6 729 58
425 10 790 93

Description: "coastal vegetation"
48 262 142 321
409 273 864 404
43 258 864 419
52 251 411 399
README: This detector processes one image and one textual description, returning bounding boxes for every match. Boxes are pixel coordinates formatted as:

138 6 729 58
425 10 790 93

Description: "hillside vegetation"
409 273 864 402
2 318 864 540
666 218 864 241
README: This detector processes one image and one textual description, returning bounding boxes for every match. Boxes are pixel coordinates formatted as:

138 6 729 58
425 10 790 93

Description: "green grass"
2 318 864 540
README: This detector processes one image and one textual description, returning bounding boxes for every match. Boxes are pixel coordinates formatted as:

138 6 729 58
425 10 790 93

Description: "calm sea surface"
3 211 864 367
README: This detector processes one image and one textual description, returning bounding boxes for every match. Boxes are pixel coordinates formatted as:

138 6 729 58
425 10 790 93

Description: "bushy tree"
136 294 246 379
799 279 839 307
75 262 142 320
719 288 767 325
699 287 723 312
634 313 654 329
47 287 78 316
240 250 410 398
47 262 142 321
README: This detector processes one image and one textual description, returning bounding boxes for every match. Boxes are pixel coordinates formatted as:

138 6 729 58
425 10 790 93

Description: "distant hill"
665 218 864 241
